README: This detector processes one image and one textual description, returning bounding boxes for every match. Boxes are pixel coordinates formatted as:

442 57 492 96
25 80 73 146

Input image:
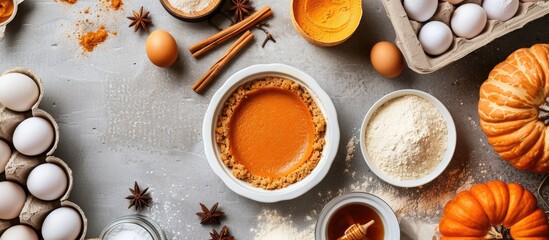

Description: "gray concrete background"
1 0 548 239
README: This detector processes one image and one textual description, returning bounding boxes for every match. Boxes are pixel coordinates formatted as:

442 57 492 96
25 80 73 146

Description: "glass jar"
100 215 167 240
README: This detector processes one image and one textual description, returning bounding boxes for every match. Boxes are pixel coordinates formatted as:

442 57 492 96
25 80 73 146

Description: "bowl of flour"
360 89 456 188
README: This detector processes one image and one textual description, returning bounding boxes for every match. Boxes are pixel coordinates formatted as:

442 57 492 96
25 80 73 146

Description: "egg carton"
0 67 87 239
381 0 549 74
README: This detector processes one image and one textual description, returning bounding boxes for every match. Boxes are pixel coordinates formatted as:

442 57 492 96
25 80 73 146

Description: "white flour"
252 210 315 240
344 136 356 175
365 95 447 180
167 0 212 13
103 223 154 240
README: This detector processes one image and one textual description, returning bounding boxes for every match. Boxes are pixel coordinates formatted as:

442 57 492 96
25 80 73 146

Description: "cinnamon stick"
192 31 254 93
189 6 272 58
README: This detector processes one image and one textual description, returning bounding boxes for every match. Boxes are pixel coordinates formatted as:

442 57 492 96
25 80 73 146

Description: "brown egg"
370 41 404 78
146 30 179 68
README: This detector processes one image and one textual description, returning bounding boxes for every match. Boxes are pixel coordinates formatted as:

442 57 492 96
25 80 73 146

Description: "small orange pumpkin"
439 181 549 239
478 44 549 173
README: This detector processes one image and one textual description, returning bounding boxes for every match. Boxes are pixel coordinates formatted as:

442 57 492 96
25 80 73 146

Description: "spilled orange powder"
110 0 121 10
79 25 108 52
59 0 77 4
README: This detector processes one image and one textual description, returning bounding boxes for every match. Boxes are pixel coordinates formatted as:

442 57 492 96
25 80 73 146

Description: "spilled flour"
252 210 315 240
343 136 356 175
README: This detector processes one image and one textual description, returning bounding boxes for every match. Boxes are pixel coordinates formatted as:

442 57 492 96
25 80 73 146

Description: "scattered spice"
59 0 77 4
125 181 152 210
209 226 234 240
256 22 275 48
196 202 225 224
128 6 152 32
109 0 122 10
79 25 109 52
229 0 254 23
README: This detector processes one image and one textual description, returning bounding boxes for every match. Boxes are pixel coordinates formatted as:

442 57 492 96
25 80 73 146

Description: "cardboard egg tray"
0 68 87 239
381 0 549 74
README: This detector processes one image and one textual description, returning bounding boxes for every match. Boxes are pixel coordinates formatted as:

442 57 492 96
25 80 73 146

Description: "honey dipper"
337 220 375 240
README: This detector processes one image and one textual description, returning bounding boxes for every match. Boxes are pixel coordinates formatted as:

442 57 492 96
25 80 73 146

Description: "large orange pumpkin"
478 44 549 173
439 181 549 239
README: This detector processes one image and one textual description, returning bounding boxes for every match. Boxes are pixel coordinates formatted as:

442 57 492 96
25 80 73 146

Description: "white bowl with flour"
359 89 456 188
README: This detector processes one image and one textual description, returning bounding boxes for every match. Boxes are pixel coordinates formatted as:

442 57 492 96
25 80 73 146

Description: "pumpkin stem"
485 226 503 239
539 98 549 125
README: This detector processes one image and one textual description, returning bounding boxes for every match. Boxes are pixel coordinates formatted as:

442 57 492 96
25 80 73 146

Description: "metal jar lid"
100 215 167 240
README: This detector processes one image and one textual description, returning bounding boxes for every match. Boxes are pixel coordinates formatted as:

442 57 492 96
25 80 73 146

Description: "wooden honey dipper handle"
337 220 375 240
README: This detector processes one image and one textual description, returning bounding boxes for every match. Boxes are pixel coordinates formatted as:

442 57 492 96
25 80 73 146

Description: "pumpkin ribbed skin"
478 44 549 173
439 181 549 239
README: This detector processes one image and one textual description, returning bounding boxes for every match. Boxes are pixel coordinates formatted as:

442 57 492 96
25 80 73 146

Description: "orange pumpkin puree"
0 0 14 23
228 87 315 178
217 77 326 190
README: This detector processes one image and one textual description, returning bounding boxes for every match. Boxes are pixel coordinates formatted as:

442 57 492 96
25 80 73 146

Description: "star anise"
127 6 152 32
229 0 255 23
210 226 234 240
196 202 225 224
125 181 152 210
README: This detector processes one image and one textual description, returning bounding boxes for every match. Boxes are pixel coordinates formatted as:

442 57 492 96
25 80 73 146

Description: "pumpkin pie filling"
228 87 315 178
217 77 326 190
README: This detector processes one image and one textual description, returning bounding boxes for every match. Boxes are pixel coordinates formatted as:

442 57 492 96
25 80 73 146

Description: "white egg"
419 21 454 55
0 225 38 240
403 0 438 22
27 163 68 201
483 0 519 21
0 181 26 220
0 73 39 112
0 140 10 174
42 207 82 240
451 3 487 39
13 117 55 156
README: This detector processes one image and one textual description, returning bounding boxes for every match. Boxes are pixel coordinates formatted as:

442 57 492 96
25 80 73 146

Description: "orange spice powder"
60 0 77 4
79 25 108 52
110 0 121 10
293 0 362 44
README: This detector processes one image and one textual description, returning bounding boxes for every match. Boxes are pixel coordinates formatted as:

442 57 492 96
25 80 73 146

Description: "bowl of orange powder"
290 0 363 47
202 64 340 203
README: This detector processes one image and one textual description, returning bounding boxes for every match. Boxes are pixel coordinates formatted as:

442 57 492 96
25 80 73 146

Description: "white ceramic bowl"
203 64 340 203
315 192 400 240
359 89 456 188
